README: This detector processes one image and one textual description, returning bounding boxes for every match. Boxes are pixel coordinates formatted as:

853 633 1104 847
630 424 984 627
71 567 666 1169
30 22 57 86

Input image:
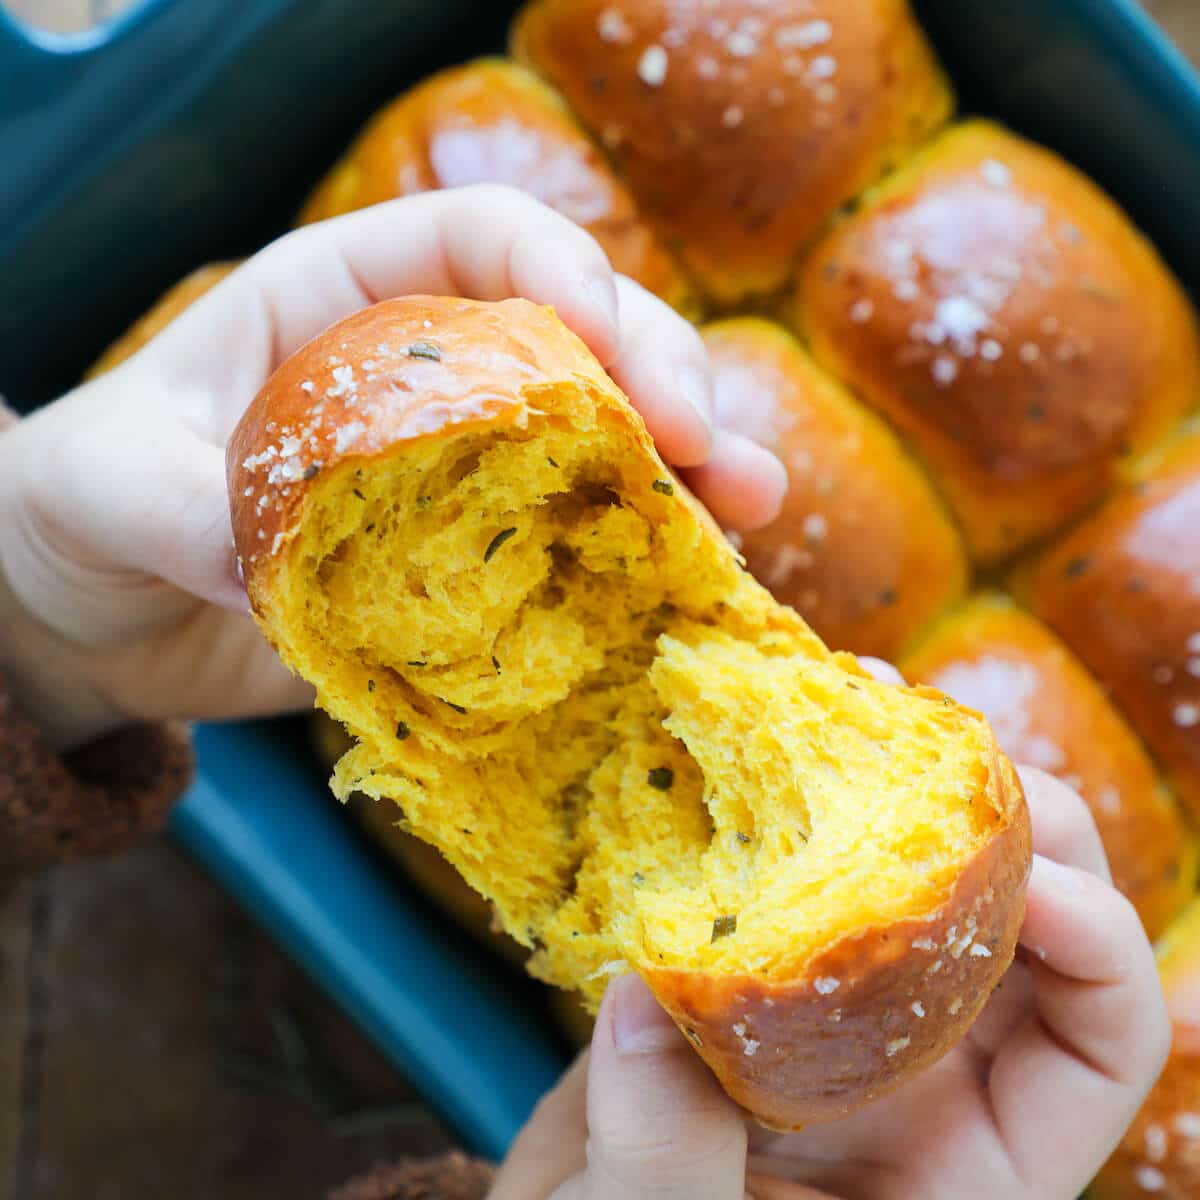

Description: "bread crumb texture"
237 298 1020 1015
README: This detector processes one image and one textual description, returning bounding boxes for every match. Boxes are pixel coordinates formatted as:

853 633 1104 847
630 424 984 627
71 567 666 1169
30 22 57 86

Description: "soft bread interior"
270 382 1005 1008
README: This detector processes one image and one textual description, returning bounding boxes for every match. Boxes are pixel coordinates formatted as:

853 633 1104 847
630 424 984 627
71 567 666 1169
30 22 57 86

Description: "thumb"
560 973 748 1200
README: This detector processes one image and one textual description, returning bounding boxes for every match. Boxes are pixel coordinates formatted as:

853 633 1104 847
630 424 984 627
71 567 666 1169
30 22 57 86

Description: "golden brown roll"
796 120 1200 565
227 294 1030 1129
86 262 239 378
901 594 1196 940
703 316 968 660
1090 899 1200 1199
512 0 953 306
1020 431 1200 824
297 57 694 314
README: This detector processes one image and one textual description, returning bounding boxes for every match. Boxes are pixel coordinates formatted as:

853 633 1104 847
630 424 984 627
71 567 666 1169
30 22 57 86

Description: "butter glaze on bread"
902 595 1196 940
297 58 693 315
1091 900 1200 1200
228 295 1030 1128
797 121 1200 565
703 317 968 661
512 0 953 306
1021 432 1200 823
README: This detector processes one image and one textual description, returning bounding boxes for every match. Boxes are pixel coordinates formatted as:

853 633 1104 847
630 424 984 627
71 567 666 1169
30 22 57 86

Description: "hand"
0 184 786 750
490 765 1170 1200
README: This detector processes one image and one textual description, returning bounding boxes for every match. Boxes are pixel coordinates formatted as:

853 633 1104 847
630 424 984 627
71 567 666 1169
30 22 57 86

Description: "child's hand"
490 766 1170 1200
0 185 785 749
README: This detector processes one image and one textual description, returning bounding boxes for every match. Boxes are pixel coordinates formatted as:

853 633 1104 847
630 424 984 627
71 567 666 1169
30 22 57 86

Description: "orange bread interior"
238 298 1021 1013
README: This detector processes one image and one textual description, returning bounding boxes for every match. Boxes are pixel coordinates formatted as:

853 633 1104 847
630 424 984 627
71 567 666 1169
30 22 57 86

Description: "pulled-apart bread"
228 295 1031 1128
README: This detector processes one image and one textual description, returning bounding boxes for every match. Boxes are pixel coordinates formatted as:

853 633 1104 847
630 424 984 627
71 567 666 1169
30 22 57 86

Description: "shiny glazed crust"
703 317 968 660
512 0 953 305
796 121 1200 565
296 57 694 313
228 296 1031 1128
1021 434 1200 823
646 755 1029 1129
1091 901 1200 1199
902 596 1196 939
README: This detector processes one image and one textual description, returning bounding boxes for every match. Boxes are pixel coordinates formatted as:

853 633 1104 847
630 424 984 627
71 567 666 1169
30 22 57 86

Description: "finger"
149 185 624 442
14 384 248 622
603 276 713 468
681 429 788 532
489 1050 591 1200
858 658 906 687
556 973 747 1200
988 855 1170 1193
746 1176 840 1200
1018 765 1111 883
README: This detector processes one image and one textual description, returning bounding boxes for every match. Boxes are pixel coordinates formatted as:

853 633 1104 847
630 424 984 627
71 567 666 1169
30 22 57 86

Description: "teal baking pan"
3 0 1199 1162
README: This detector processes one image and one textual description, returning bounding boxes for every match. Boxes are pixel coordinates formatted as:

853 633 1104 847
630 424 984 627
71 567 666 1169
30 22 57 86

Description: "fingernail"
611 974 683 1055
677 364 714 436
583 273 620 339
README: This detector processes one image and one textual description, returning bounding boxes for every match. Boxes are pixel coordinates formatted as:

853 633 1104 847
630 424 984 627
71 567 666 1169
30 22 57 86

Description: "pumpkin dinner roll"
228 295 1031 1128
85 262 239 378
511 0 953 307
296 58 693 315
703 317 968 661
1090 899 1200 1200
1021 431 1200 824
796 121 1200 566
902 594 1196 940
311 712 528 967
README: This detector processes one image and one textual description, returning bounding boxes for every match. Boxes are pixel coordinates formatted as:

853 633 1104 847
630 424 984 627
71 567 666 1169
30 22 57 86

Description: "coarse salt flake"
1145 1125 1168 1163
981 339 1003 361
726 31 757 57
850 298 874 323
1134 1165 1166 1192
637 45 668 86
936 296 989 343
911 1002 926 1018
803 513 829 542
814 977 840 995
912 938 937 951
981 159 1012 188
969 944 992 958
597 7 632 43
886 1037 911 1057
1174 703 1200 728
808 55 837 80
894 279 920 302
932 355 959 387
1174 1112 1200 1138
948 998 963 1015
300 380 314 394
722 104 744 128
775 20 832 51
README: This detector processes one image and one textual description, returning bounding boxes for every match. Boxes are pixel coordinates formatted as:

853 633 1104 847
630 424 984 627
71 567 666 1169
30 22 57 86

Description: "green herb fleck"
395 722 410 741
647 766 674 791
492 656 501 674
417 496 432 510
632 872 645 886
711 915 738 943
1065 556 1092 579
735 831 751 845
443 699 468 715
353 488 366 501
684 1026 703 1047
365 523 376 533
547 456 560 468
302 464 320 481
367 679 375 693
653 479 675 496
879 588 898 607
484 526 518 563
407 341 442 361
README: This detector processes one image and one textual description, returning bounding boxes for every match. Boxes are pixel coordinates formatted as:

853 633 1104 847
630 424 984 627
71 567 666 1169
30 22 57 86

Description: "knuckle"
591 1113 746 1180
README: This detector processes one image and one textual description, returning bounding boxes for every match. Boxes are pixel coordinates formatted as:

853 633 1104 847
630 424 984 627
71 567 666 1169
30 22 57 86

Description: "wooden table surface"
1 2 1198 1198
